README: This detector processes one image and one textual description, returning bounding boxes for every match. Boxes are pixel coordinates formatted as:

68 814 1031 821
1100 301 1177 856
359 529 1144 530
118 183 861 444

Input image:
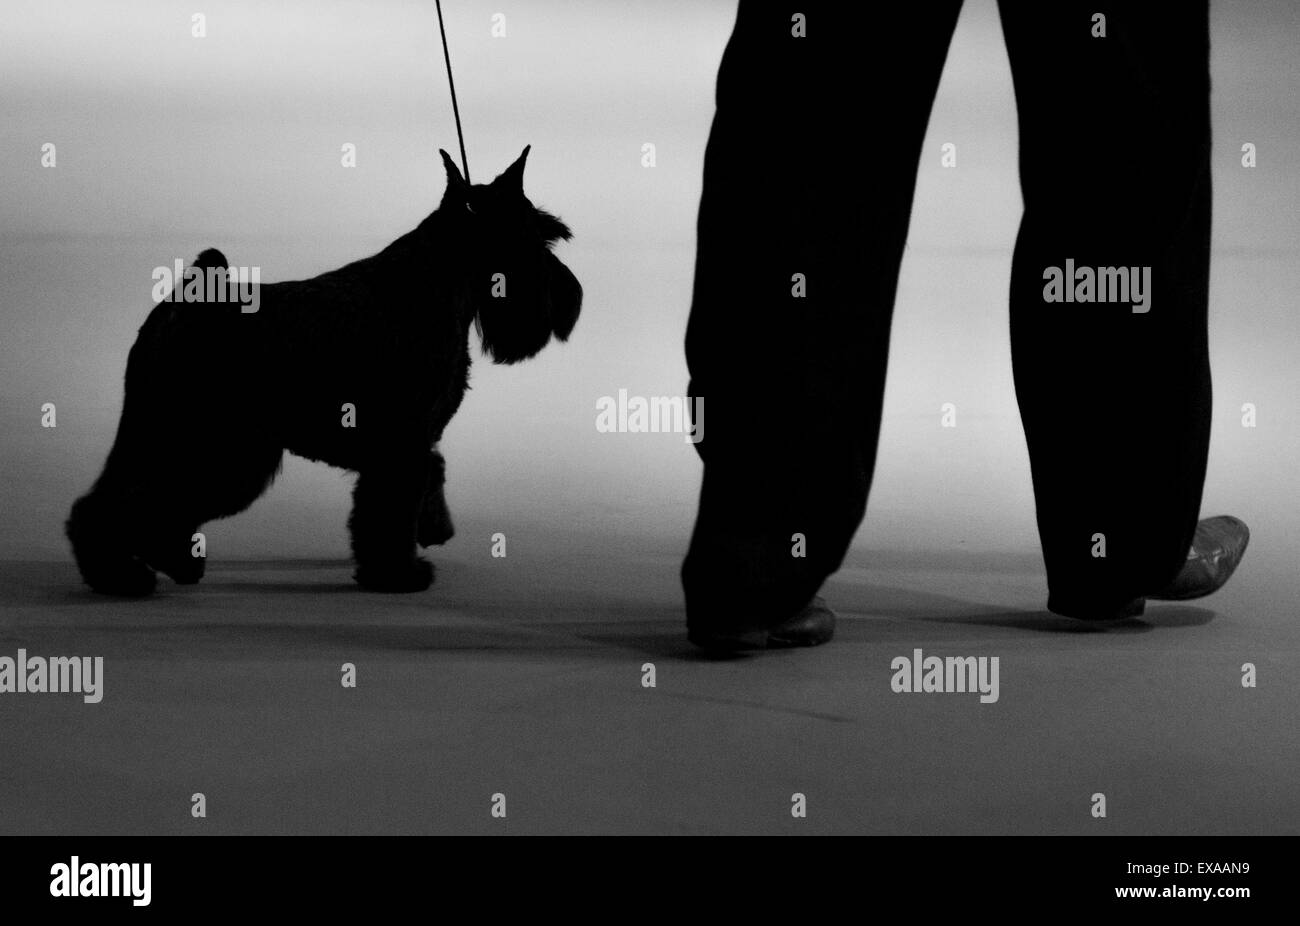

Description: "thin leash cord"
435 0 471 183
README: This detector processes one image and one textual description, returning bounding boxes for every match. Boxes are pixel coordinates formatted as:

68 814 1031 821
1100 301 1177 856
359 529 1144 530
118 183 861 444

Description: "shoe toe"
689 597 837 652
766 597 836 647
1153 515 1249 601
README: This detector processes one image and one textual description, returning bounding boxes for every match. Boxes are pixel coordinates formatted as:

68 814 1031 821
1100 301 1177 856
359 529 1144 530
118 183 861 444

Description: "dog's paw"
144 540 207 586
354 557 434 593
84 557 157 597
160 554 206 586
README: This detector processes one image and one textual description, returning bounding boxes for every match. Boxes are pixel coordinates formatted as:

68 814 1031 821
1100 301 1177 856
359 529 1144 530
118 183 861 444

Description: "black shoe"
1047 593 1146 623
1048 515 1251 621
1150 515 1250 601
688 597 837 653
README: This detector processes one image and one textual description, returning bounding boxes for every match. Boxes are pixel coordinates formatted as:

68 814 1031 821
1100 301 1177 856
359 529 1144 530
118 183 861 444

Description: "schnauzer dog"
67 146 581 595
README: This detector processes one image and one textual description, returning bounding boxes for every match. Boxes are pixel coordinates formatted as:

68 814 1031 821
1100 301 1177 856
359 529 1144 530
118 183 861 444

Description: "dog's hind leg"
416 446 455 547
350 450 434 592
68 434 208 594
66 373 172 595
67 480 159 596
137 435 284 585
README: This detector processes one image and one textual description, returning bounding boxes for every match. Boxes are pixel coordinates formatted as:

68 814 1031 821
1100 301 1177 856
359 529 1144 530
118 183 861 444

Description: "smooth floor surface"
1 523 1295 835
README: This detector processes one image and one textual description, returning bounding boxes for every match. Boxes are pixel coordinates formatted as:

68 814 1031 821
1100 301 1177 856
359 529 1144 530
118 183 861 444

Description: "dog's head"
438 146 582 364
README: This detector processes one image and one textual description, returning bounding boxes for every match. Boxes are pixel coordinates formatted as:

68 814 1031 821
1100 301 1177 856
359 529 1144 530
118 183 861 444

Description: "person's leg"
682 1 964 639
998 3 1213 617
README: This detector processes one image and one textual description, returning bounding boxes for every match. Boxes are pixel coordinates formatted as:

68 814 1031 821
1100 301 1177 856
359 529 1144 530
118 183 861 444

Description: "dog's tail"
139 247 232 341
153 248 229 305
193 248 228 272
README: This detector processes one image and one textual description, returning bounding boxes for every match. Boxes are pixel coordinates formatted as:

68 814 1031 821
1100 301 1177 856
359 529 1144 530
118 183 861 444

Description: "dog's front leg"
350 451 434 592
416 446 455 547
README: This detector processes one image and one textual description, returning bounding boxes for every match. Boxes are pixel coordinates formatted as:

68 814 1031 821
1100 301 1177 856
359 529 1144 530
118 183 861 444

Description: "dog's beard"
546 251 582 341
475 251 582 364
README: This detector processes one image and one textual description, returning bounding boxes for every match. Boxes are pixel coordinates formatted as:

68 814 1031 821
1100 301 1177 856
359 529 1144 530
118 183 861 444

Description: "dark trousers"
682 2 1212 627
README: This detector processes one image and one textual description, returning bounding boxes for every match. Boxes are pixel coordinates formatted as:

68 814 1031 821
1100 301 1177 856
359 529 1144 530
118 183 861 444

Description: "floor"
2 519 1295 835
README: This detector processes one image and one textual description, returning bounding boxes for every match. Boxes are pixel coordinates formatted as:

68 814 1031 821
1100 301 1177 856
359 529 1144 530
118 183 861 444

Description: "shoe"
1150 515 1250 601
1047 593 1146 622
688 596 837 653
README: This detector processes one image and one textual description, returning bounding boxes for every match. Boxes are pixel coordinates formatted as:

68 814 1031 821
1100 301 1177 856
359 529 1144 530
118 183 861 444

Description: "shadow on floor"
837 582 1215 634
2 560 1216 664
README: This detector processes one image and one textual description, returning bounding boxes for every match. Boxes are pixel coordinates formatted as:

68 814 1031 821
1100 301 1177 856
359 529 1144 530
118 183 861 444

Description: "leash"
435 0 471 183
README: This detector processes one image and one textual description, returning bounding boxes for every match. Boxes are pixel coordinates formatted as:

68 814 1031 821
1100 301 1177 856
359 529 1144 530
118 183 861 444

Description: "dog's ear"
440 149 468 201
492 145 530 192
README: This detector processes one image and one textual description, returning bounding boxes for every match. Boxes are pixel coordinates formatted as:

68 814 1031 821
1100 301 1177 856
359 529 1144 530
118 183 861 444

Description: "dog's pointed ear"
440 148 468 197
493 144 530 192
